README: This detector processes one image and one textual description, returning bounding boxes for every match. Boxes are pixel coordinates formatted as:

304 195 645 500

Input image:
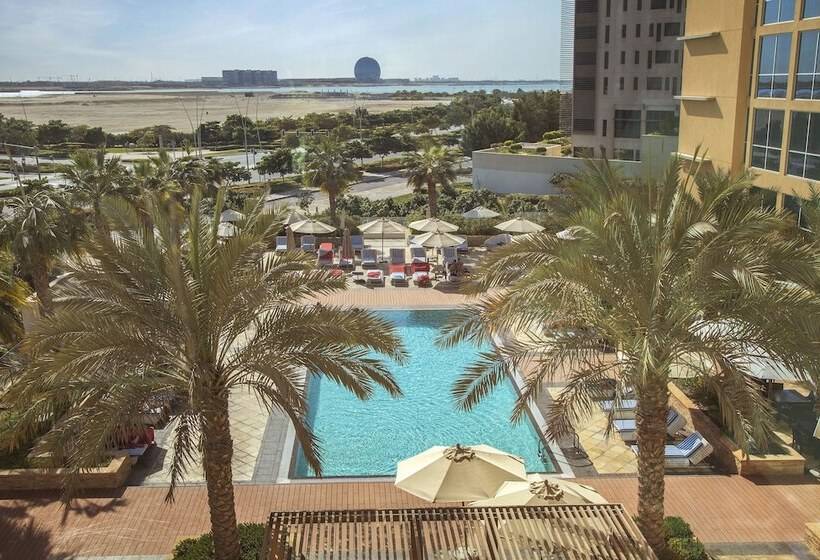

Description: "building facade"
677 0 819 221
221 70 278 87
570 0 686 161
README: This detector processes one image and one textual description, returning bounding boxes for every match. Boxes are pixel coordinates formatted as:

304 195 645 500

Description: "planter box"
0 455 131 491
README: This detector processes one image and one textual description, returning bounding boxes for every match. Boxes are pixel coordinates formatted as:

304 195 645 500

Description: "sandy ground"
0 91 447 133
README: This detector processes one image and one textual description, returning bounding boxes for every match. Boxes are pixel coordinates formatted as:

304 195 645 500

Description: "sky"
0 0 562 82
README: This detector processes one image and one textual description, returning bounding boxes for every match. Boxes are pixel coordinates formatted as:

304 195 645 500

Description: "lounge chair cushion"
600 399 638 412
367 270 383 279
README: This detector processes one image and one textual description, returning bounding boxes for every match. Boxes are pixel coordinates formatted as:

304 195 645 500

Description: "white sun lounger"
351 235 365 253
301 235 316 252
613 409 687 442
361 248 379 269
631 432 714 468
365 270 384 286
275 236 288 252
599 399 638 420
410 245 427 263
442 246 458 266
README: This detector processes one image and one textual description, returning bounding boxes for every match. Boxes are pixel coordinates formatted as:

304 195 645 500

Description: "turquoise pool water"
292 309 555 477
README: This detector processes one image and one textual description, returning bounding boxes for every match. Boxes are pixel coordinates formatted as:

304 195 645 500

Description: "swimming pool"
292 309 556 478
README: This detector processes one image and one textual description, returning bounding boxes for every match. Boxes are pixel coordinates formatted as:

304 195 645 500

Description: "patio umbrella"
409 218 459 233
495 217 545 234
410 231 465 249
220 208 245 223
359 218 407 258
217 222 237 238
290 218 336 235
341 227 354 260
556 227 580 240
395 444 527 502
462 206 500 219
286 226 296 250
282 209 307 226
470 477 607 507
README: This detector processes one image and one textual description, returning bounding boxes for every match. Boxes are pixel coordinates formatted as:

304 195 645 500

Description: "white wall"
472 150 643 195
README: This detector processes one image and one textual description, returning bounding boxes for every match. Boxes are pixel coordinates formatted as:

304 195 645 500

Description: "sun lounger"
275 236 288 252
442 246 458 266
613 409 686 442
600 399 638 420
317 243 334 267
410 246 428 263
390 247 406 267
361 249 379 269
456 240 468 255
351 235 365 253
484 233 513 250
631 432 714 468
301 235 316 253
365 269 384 286
412 271 431 287
411 260 430 273
390 271 408 286
338 257 354 271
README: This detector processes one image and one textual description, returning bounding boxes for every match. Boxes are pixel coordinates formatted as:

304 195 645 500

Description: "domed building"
354 57 381 82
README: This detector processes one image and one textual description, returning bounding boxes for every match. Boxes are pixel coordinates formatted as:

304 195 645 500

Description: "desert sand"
0 91 447 133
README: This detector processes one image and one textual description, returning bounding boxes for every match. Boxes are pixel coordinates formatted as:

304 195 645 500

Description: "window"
757 33 792 98
648 50 653 69
605 25 611 43
674 49 680 63
576 26 598 39
645 110 678 135
613 148 640 161
619 76 625 90
575 77 595 90
576 0 599 12
603 76 609 94
606 0 612 16
633 76 639 89
574 120 595 133
751 109 785 172
620 51 626 64
664 22 681 36
655 23 662 42
636 23 641 37
614 109 642 138
602 119 608 136
637 0 642 9
634 50 640 64
788 111 820 180
623 0 628 10
647 76 663 90
806 0 820 18
664 77 670 90
622 24 627 38
762 0 795 24
574 146 594 157
783 195 810 229
750 187 778 211
576 51 597 65
651 0 666 8
672 76 678 94
604 51 610 69
795 30 820 99
655 50 672 63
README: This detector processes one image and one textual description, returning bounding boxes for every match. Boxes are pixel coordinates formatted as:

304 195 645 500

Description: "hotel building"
677 0 820 222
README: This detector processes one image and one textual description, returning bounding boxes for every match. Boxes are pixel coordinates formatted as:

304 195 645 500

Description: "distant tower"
354 57 381 82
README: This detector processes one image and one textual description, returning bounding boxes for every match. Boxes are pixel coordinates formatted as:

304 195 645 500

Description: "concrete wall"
472 149 642 195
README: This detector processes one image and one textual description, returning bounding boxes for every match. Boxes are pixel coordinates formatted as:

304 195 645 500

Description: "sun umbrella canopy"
395 444 527 502
217 222 237 238
220 209 245 223
462 206 500 219
495 217 545 234
409 218 459 233
470 477 607 507
359 218 408 236
290 218 336 234
282 209 308 226
341 227 354 260
410 231 465 249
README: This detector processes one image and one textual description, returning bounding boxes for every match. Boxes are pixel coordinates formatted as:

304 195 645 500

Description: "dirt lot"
0 91 447 133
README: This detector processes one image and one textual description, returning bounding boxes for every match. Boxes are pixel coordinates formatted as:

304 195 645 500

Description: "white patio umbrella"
470 476 607 507
462 206 500 219
495 217 545 234
409 218 459 233
220 209 245 223
217 222 237 238
282 209 308 226
359 218 408 257
395 444 528 502
410 231 465 249
290 218 336 235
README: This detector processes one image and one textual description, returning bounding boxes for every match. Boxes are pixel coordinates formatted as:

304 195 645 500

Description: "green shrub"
172 523 265 560
535 146 547 154
663 516 694 541
667 537 707 560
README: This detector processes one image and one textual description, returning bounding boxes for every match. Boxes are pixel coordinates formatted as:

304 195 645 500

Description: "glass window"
613 148 640 161
619 77 625 90
788 112 820 180
620 51 626 64
751 109 784 172
645 110 678 135
757 33 792 97
614 110 642 138
634 50 640 64
647 76 663 90
795 31 820 99
749 187 778 211
650 0 666 8
664 22 681 36
783 194 810 228
655 50 672 63
763 0 795 23
805 0 820 18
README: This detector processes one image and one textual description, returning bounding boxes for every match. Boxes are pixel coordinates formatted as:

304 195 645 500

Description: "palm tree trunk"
328 191 338 225
31 259 52 316
427 180 438 218
202 391 241 560
635 383 669 557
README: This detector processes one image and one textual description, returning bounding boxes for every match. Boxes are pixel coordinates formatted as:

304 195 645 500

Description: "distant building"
220 69 278 86
354 57 381 82
201 76 223 85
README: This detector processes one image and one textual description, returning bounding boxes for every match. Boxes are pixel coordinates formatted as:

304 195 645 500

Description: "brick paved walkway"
1 475 818 559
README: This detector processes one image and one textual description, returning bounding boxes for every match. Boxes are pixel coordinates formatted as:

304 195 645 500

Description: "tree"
257 148 293 180
344 140 372 165
5 190 405 560
36 120 71 146
512 91 561 142
0 250 29 343
367 131 404 163
62 150 132 229
439 160 820 556
404 146 456 218
0 114 36 146
461 107 524 154
304 138 360 224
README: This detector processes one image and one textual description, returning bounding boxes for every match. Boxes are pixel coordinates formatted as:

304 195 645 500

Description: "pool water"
292 309 555 477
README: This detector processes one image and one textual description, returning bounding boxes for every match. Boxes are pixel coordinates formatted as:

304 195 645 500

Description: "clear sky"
0 0 561 82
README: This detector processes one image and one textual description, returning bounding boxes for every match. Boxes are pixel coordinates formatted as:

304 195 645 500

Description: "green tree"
257 148 293 180
511 91 561 142
61 150 132 229
0 250 30 343
344 140 372 165
304 138 360 224
440 160 820 556
461 107 524 154
367 131 404 163
404 145 456 218
0 114 36 146
6 190 405 560
36 120 71 145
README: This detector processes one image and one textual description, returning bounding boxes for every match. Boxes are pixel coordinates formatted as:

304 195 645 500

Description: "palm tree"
0 185 78 315
0 250 29 343
405 145 456 218
439 159 820 555
6 189 405 560
303 137 360 224
62 149 132 229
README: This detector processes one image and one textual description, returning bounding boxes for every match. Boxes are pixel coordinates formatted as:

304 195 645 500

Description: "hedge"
172 523 265 560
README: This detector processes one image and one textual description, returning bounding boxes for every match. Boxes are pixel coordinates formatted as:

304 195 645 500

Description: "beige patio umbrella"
409 217 459 233
495 217 545 234
359 218 407 257
282 209 308 226
220 208 245 223
411 231 465 249
285 226 296 250
341 227 354 261
290 218 336 235
395 444 527 502
462 206 500 219
217 222 237 238
470 477 607 507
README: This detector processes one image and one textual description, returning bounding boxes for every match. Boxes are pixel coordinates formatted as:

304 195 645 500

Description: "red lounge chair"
366 270 384 286
317 243 334 267
411 261 430 273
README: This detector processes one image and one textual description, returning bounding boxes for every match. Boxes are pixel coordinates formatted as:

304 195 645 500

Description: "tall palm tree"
0 185 78 314
439 159 820 555
62 149 132 229
5 189 405 560
0 250 29 343
303 137 360 224
405 145 456 218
